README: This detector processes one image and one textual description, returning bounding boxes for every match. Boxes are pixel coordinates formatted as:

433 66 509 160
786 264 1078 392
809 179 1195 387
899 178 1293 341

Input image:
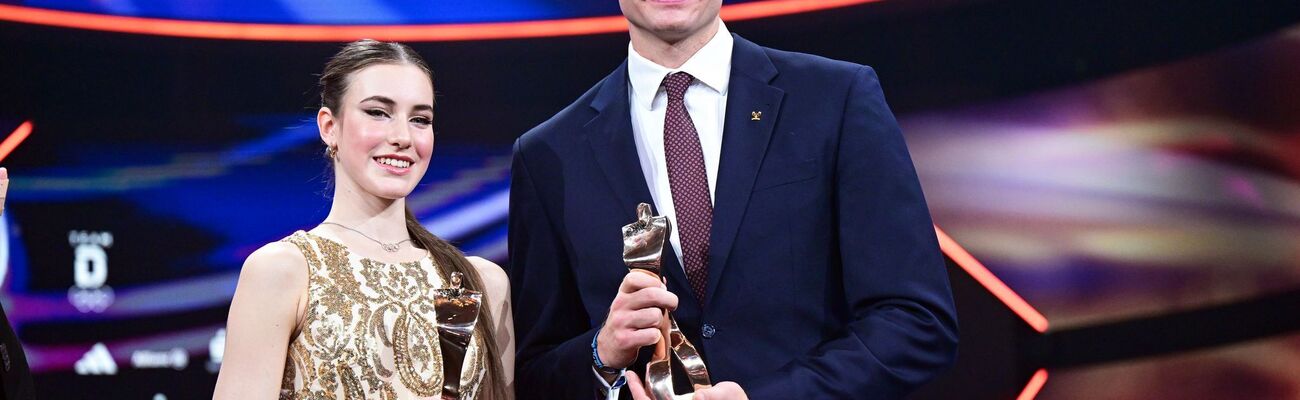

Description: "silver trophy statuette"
433 272 482 400
622 203 712 400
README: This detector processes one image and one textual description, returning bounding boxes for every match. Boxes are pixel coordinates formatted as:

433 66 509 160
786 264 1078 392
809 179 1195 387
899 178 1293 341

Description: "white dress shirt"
599 22 734 399
629 22 733 274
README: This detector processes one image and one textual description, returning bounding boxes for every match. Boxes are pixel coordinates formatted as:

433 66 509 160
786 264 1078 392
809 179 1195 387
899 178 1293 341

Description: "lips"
373 154 415 175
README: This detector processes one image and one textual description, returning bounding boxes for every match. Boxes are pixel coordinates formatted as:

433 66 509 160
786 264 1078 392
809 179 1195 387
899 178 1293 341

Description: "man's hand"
624 371 749 400
596 271 678 369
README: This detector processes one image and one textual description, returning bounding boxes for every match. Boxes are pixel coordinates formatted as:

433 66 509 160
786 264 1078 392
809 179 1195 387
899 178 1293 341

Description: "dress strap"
280 230 323 275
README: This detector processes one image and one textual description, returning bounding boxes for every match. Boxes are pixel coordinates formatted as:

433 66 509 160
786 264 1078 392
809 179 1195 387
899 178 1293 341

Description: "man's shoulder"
517 66 620 150
521 85 596 140
756 43 872 84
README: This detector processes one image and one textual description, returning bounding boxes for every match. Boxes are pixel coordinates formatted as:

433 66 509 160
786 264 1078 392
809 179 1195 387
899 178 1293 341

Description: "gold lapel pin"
751 111 762 121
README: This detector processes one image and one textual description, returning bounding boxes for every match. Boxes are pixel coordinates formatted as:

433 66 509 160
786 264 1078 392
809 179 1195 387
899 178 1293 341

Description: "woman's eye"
411 117 432 126
365 109 389 118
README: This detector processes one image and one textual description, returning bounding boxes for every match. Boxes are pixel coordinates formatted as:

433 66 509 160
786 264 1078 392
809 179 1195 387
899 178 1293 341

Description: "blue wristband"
592 327 628 389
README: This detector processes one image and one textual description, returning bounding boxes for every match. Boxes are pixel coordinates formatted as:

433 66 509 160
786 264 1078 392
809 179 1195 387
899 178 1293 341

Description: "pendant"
382 243 400 252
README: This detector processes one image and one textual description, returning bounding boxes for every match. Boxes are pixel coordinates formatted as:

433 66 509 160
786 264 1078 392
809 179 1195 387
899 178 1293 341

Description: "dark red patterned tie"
662 72 712 303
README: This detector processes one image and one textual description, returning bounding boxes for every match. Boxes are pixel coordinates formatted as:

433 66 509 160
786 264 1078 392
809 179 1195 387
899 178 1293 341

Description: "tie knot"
662 72 694 101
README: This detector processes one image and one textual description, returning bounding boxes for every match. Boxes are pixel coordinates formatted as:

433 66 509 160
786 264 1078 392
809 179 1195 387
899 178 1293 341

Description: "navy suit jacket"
509 34 958 399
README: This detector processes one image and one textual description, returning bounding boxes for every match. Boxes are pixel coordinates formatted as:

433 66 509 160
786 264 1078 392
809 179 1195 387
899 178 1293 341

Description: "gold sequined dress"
279 231 487 399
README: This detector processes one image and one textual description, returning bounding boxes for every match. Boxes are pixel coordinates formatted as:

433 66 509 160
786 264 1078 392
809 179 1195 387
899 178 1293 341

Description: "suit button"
702 324 716 339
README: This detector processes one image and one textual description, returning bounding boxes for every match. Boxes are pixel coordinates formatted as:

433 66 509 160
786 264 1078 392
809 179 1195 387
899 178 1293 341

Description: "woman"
214 40 513 399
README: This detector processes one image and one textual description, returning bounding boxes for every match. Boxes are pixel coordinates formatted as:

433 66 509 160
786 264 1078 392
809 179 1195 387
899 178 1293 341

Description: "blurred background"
2 0 1299 398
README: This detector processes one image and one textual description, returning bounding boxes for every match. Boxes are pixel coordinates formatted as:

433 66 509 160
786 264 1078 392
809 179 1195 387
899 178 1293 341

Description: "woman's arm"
213 242 309 400
469 256 515 397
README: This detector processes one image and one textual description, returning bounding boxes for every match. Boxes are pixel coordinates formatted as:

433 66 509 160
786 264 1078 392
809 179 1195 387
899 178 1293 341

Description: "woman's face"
324 63 435 201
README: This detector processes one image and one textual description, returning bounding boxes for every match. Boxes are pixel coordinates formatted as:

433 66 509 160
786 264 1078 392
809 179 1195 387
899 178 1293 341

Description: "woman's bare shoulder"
238 241 309 290
466 256 509 297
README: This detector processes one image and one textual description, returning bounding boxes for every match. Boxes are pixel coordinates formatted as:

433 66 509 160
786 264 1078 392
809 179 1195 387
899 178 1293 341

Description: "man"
509 1 958 398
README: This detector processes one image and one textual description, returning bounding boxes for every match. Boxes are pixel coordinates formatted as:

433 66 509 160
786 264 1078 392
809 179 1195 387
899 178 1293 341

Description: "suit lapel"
705 35 785 307
585 62 651 216
584 61 702 314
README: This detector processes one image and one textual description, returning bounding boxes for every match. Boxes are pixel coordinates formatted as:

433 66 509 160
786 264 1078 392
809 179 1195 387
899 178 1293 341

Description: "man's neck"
629 19 721 69
323 177 410 242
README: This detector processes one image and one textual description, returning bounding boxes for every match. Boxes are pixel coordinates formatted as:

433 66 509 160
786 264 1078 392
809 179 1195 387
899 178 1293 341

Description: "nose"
388 119 412 149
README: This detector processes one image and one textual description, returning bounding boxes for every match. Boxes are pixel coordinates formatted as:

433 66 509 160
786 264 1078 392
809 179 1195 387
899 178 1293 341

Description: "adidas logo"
75 343 117 375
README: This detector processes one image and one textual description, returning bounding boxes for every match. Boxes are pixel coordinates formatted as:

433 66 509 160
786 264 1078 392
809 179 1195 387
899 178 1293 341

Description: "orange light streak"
1015 369 1049 400
0 0 884 42
0 121 34 163
934 226 1050 333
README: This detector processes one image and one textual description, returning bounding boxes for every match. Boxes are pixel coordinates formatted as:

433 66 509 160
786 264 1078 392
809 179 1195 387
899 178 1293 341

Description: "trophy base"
644 359 709 400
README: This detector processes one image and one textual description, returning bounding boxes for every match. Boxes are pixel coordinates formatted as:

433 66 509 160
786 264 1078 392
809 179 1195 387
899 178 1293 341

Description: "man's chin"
641 13 718 41
645 22 702 41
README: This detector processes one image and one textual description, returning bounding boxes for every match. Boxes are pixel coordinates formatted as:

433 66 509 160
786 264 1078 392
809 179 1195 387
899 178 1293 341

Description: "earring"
326 144 338 160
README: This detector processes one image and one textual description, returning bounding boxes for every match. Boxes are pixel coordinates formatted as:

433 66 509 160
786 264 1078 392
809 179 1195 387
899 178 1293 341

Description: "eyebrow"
359 95 433 113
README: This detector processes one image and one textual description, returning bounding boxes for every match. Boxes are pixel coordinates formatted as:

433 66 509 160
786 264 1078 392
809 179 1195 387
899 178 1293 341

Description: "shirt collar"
627 21 733 111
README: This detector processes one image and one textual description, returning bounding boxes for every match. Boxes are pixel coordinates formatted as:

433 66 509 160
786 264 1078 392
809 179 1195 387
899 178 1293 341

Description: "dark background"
3 0 1300 398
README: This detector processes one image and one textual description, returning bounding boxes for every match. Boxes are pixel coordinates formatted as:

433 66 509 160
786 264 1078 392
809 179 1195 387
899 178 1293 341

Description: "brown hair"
319 39 508 399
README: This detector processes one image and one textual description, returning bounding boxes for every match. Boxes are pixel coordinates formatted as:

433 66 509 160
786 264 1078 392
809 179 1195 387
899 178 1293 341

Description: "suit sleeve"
745 66 960 399
508 139 608 399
